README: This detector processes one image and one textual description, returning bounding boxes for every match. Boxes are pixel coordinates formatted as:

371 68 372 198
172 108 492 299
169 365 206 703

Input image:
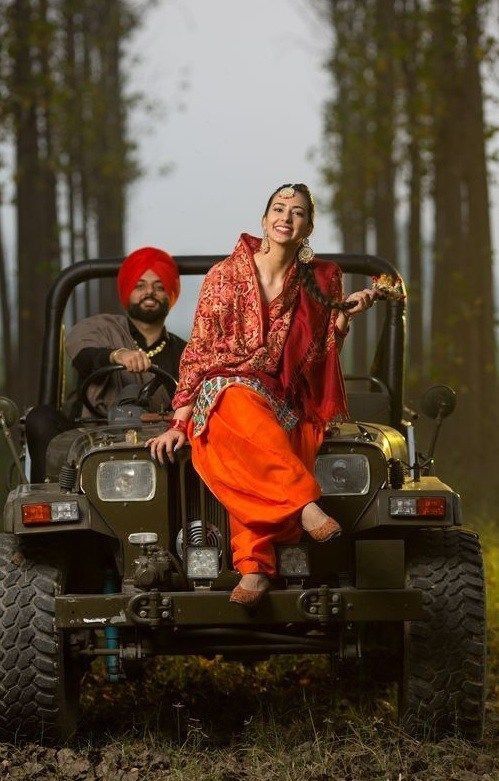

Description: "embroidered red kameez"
172 234 349 575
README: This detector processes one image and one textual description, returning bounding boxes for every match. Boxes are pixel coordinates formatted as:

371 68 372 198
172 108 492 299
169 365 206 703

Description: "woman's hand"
336 288 377 338
146 429 186 464
344 288 377 316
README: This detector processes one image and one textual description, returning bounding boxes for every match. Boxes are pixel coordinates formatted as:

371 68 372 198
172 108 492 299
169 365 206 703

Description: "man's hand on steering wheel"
111 347 151 373
79 364 177 418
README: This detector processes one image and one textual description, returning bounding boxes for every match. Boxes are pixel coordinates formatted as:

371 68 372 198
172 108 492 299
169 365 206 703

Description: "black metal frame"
39 254 406 426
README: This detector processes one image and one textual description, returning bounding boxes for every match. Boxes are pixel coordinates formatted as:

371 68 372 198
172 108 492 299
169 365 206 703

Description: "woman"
147 183 375 605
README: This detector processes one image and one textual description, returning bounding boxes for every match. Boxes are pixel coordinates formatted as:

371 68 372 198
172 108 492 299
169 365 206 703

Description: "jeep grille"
178 456 232 572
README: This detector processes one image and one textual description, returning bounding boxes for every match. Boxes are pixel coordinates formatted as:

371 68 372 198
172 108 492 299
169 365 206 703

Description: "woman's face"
262 190 312 248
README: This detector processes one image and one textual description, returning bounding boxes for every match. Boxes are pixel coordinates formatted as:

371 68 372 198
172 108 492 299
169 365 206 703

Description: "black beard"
127 299 169 324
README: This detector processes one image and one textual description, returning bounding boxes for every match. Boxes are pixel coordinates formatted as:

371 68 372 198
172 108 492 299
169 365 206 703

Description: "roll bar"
39 254 406 427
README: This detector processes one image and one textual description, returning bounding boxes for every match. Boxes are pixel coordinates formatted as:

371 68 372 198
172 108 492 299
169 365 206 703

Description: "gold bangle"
111 347 127 364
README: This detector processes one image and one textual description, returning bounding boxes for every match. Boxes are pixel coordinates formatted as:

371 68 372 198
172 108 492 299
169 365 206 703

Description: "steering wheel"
78 364 178 419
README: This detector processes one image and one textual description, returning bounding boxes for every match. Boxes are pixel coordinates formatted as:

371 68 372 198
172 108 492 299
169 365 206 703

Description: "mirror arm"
427 407 446 461
0 413 28 485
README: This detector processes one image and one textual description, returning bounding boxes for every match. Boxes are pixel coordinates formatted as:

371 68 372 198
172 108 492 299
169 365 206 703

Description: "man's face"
127 269 169 324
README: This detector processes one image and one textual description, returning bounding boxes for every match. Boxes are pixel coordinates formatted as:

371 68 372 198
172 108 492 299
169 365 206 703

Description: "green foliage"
0 0 153 398
319 0 498 490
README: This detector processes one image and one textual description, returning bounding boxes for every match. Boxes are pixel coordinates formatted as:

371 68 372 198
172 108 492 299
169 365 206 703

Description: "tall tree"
317 0 497 493
8 0 61 405
372 0 397 312
399 0 426 378
458 0 497 443
0 9 13 394
1 0 144 404
320 0 404 370
90 0 139 312
0 188 13 395
323 0 372 373
430 0 466 380
429 0 496 454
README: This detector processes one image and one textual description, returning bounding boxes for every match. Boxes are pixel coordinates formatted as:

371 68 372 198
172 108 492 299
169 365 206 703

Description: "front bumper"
55 585 424 629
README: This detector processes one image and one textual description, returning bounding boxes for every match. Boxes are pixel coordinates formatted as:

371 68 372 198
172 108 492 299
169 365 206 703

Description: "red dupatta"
256 259 349 426
173 234 349 426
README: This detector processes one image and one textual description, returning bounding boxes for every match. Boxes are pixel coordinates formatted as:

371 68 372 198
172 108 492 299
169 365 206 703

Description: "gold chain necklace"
133 339 167 359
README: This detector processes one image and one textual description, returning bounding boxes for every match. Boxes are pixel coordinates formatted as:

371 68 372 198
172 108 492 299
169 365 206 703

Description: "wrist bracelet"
168 418 188 435
111 347 127 364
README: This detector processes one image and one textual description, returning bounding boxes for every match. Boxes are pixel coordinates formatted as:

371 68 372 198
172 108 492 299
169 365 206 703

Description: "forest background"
1 0 497 505
0 1 497 777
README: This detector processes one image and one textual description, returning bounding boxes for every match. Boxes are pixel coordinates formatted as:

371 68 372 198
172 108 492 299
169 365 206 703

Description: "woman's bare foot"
230 573 270 606
301 502 342 542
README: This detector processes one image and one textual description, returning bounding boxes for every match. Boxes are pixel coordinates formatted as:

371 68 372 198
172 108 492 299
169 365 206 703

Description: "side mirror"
0 397 20 428
420 385 457 464
420 385 456 421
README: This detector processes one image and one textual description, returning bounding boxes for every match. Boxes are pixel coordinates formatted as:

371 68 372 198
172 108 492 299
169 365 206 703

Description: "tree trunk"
93 0 126 313
0 190 13 395
11 0 48 406
430 0 466 380
429 0 496 471
459 1 497 442
327 0 370 374
80 2 93 315
400 0 424 380
373 0 397 341
38 0 60 277
62 0 78 323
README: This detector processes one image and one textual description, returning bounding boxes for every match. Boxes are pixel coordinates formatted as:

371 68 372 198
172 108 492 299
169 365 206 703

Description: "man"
26 246 186 481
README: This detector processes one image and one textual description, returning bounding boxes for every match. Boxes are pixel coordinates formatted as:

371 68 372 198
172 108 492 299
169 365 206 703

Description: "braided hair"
263 183 347 311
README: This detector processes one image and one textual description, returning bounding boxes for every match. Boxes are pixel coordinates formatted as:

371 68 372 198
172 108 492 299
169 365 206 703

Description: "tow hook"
299 586 342 623
128 592 173 626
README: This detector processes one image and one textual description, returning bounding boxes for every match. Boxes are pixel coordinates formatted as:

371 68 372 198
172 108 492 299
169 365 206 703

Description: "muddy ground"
0 655 496 781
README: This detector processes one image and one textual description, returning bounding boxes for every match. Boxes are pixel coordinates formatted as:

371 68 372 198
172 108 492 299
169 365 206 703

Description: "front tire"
0 534 80 742
399 529 486 740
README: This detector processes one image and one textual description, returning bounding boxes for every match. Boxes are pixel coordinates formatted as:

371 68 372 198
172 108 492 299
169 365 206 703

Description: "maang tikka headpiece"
278 186 295 198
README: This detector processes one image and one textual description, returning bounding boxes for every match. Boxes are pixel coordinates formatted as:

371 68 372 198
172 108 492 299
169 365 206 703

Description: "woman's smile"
263 190 311 247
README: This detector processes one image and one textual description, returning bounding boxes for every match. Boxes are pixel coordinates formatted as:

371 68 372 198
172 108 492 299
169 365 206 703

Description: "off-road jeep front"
0 254 486 743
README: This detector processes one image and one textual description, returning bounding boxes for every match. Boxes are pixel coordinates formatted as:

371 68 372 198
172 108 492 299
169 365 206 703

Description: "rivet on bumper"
128 592 173 626
299 586 342 623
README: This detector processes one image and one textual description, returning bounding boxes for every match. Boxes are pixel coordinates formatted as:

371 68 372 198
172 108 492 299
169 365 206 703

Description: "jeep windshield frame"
39 254 406 429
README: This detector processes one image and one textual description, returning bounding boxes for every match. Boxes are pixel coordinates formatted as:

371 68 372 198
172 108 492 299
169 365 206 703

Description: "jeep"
0 253 486 742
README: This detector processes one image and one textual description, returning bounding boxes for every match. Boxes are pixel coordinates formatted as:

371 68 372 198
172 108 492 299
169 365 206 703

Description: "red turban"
117 247 180 309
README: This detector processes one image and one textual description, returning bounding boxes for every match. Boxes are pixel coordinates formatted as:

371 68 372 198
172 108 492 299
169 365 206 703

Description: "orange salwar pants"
189 386 323 576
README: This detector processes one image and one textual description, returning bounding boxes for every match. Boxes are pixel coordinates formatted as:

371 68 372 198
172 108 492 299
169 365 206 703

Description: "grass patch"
0 516 496 780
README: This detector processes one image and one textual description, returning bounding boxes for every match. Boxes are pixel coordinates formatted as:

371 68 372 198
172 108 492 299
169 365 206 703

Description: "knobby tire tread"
0 533 77 742
401 529 486 740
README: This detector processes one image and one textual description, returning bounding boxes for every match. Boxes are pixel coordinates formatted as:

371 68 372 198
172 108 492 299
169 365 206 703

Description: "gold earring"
261 229 270 254
298 237 314 264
